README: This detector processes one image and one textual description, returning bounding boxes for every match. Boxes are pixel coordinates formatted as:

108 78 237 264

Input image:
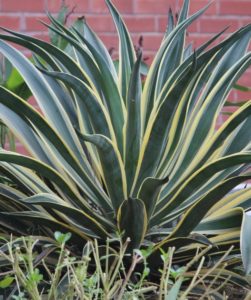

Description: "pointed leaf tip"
117 198 147 251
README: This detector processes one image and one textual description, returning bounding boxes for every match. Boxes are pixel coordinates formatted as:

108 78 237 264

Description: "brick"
136 34 163 51
90 0 133 13
220 113 231 123
2 0 45 12
30 32 50 42
15 143 29 156
124 16 156 33
28 96 38 106
200 17 239 33
25 15 49 31
157 16 168 33
157 16 198 33
234 72 251 101
189 1 218 16
141 51 155 64
227 90 237 102
98 33 119 50
85 15 115 32
6 41 25 51
235 90 251 101
239 18 251 27
0 0 249 137
187 19 199 33
216 114 224 129
47 0 89 13
218 33 231 43
237 71 251 86
135 0 176 15
222 106 237 114
28 96 44 115
131 35 142 49
186 33 214 49
220 1 251 16
0 16 21 30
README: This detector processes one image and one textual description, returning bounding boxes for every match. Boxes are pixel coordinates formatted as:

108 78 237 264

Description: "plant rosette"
0 0 250 289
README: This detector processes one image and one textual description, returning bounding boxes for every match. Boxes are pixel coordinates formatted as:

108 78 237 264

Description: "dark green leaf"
117 198 147 251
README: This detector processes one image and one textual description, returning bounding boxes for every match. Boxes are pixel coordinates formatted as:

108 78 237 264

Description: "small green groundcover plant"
0 234 248 299
0 0 250 292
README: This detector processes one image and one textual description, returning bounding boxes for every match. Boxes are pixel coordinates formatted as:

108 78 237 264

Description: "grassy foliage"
0 0 250 282
0 235 248 299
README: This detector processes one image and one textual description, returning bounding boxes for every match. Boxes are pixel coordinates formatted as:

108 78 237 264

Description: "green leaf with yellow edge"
154 153 251 223
117 198 147 251
141 1 210 129
241 211 251 275
0 151 107 223
169 175 251 239
73 18 117 80
105 0 136 101
138 176 169 220
0 211 90 243
42 20 125 154
22 193 111 237
78 133 127 213
125 52 142 192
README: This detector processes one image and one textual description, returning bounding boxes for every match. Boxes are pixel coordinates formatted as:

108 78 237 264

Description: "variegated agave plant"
0 0 251 274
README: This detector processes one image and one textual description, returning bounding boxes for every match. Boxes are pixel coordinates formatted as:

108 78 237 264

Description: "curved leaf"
169 175 251 239
105 0 136 101
125 53 142 192
38 70 115 141
0 87 110 208
138 176 169 220
0 151 108 222
154 153 251 223
78 133 127 212
22 193 110 238
117 197 147 251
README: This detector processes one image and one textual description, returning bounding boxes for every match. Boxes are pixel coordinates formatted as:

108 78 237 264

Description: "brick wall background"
0 0 250 150
0 0 250 94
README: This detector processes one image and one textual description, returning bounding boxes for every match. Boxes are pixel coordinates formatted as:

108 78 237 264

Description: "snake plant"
0 0 250 275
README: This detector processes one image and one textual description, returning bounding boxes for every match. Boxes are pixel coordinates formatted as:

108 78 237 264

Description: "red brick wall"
0 0 251 135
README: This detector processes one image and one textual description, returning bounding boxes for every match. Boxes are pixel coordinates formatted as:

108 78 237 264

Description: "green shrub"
0 0 250 274
0 235 248 299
